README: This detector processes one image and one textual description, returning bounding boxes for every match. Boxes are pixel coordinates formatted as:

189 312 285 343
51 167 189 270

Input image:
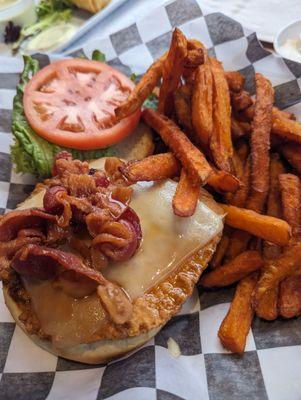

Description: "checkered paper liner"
0 1 301 399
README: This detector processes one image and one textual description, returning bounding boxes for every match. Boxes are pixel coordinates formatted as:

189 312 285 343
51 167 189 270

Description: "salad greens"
11 55 113 179
12 0 73 52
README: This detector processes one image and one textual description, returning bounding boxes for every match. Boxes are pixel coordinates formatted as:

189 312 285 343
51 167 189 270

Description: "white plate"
0 0 128 55
200 0 301 43
55 0 129 52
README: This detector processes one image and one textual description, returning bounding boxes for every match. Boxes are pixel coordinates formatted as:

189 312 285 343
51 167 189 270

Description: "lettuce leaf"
11 55 113 178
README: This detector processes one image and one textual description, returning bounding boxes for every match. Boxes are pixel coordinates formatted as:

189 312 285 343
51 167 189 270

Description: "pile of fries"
115 28 301 354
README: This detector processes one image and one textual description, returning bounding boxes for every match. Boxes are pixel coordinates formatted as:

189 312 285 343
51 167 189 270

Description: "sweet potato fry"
210 58 233 172
115 56 164 121
231 156 251 208
225 230 251 260
244 105 295 122
172 168 200 217
272 118 301 143
210 232 230 269
282 143 301 175
279 173 301 237
207 169 240 194
253 242 301 307
231 90 253 112
279 268 301 318
218 272 258 354
191 63 213 147
174 85 193 132
184 47 205 68
231 119 251 141
158 28 187 116
263 154 285 260
247 73 274 214
142 108 212 185
200 250 263 287
221 204 291 246
122 153 180 182
225 71 245 93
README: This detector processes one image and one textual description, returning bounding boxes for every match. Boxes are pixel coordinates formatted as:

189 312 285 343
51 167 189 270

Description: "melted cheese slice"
18 179 223 299
17 172 224 348
103 180 223 298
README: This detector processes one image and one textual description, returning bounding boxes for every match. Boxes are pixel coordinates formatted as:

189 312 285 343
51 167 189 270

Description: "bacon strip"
0 209 56 242
12 244 132 325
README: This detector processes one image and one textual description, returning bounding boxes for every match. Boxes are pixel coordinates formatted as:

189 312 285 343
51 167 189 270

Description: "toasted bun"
5 153 222 364
3 285 160 364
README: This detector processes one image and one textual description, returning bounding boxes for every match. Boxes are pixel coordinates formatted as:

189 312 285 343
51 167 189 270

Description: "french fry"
210 231 230 269
272 118 301 143
279 268 301 318
221 204 291 246
225 230 251 260
244 105 295 122
231 90 253 112
210 58 233 172
225 71 245 93
172 169 201 217
231 156 251 208
253 242 301 306
200 250 263 288
218 272 258 354
174 85 193 132
279 173 301 237
231 119 251 141
282 143 301 175
115 56 165 121
184 47 205 68
278 173 301 318
207 169 240 194
158 28 188 116
121 153 180 182
263 154 285 260
191 63 213 147
247 73 274 214
142 108 212 185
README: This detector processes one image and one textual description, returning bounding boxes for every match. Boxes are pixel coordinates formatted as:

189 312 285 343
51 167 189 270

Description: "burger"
0 153 223 364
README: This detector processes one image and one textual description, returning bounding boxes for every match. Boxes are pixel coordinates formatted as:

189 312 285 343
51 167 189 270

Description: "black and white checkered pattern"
0 0 301 399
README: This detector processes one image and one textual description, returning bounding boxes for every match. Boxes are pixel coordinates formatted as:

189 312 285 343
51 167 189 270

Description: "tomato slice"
23 59 141 150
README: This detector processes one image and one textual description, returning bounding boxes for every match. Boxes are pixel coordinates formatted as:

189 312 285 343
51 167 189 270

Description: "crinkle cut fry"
200 250 263 287
142 108 212 185
253 242 301 308
158 28 188 117
210 57 233 172
247 73 274 214
172 168 200 217
221 204 291 246
218 272 258 354
191 63 213 147
115 54 165 120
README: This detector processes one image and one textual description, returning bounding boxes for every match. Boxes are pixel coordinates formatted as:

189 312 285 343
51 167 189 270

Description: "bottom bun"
3 285 160 364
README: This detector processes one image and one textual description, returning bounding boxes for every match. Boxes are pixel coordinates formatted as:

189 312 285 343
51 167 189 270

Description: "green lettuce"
11 55 113 178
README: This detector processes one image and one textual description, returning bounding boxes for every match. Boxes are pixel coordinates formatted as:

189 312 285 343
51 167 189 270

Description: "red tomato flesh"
23 59 141 150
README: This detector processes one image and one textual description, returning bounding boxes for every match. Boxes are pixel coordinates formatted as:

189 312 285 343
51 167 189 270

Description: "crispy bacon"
11 244 132 324
0 209 56 242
